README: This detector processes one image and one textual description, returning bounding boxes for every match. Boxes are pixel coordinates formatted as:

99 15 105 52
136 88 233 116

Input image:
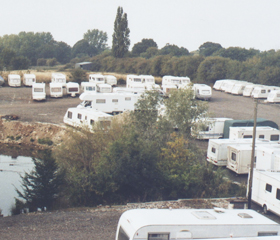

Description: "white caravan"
252 169 280 216
96 83 112 93
64 107 112 131
192 84 212 100
256 145 280 171
243 84 262 97
265 90 280 103
66 82 79 97
51 73 66 87
104 75 117 86
231 82 252 95
162 75 181 87
223 80 239 93
126 74 143 88
213 79 230 91
251 86 278 99
115 208 280 240
23 73 36 86
78 92 140 114
140 75 160 90
32 83 46 101
80 82 97 93
8 74 21 87
49 82 63 98
89 74 105 84
229 126 280 141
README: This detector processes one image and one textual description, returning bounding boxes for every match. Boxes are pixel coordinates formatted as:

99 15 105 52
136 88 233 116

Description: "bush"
37 58 47 66
38 138 53 146
46 58 58 67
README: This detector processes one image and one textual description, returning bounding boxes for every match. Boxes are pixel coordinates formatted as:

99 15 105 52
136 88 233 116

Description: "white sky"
2 0 280 52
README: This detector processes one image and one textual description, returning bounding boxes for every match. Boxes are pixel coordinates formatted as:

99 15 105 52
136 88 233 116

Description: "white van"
104 75 117 86
115 208 280 240
32 83 46 101
8 74 21 87
192 84 212 100
51 73 66 87
49 82 63 98
66 82 80 97
23 73 36 86
89 74 105 84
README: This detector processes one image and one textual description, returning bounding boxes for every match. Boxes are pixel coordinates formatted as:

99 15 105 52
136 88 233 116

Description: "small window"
266 184 272 192
261 89 266 93
96 99 106 104
211 147 216 153
112 99 118 103
34 88 43 92
243 135 252 138
67 111 72 119
238 213 253 218
271 135 280 141
90 119 95 125
77 113 82 119
125 97 131 101
258 232 278 236
259 135 265 139
148 233 169 240
276 189 280 200
231 152 236 161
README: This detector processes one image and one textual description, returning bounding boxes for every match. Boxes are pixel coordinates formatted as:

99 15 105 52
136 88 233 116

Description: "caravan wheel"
263 204 268 214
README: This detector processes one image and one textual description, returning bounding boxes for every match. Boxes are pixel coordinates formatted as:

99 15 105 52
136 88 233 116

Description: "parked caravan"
78 92 141 114
51 73 66 87
251 86 278 99
256 145 280 171
180 76 191 87
104 75 117 86
194 118 233 140
265 90 280 103
192 84 212 100
49 82 63 98
89 74 105 84
64 107 112 131
140 75 160 90
162 75 180 87
229 126 280 141
80 82 96 93
243 84 262 97
23 73 36 86
8 74 21 87
32 83 46 101
126 75 142 88
223 118 279 139
66 82 80 97
231 82 252 95
96 83 112 93
213 79 231 91
223 80 239 93
252 169 280 216
115 208 280 240
0 76 4 86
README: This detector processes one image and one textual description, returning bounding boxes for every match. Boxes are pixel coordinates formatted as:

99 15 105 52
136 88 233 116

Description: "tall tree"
84 29 108 55
112 6 130 58
199 42 223 57
132 38 158 56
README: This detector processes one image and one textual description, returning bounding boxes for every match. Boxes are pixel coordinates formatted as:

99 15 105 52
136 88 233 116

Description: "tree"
199 42 223 57
16 150 65 211
159 44 189 57
84 29 108 55
132 38 158 56
72 39 93 58
112 6 130 58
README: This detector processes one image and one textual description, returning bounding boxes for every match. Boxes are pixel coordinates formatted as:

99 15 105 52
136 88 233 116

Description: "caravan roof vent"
238 213 253 218
192 211 216 220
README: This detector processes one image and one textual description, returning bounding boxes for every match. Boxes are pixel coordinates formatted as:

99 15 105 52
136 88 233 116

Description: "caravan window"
125 97 131 101
148 233 169 240
90 120 95 125
96 99 106 104
231 152 237 161
277 94 280 98
112 99 118 103
77 113 82 120
266 184 272 192
270 135 280 141
258 232 278 236
261 89 266 93
67 111 72 119
211 147 216 153
34 88 43 92
259 135 265 139
276 189 280 200
243 135 252 138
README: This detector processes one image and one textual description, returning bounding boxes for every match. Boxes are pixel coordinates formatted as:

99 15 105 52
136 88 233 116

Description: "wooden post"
247 99 258 209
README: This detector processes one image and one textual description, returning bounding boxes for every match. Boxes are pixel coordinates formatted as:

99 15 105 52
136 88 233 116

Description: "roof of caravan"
255 169 280 181
8 74 20 78
89 74 104 77
52 73 65 77
79 92 140 101
23 73 36 77
66 107 112 117
223 118 279 138
49 82 63 87
66 82 79 86
119 209 278 233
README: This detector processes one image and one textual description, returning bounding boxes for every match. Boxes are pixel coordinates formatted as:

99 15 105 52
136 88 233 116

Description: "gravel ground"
1 86 280 239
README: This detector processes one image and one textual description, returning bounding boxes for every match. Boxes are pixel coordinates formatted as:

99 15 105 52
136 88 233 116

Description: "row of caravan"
213 79 280 102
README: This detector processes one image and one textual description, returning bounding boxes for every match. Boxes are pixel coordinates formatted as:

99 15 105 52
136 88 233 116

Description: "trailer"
223 80 239 93
231 82 252 95
78 92 141 114
194 118 233 140
213 79 232 91
96 83 112 93
126 74 143 89
49 82 63 98
256 145 280 171
162 75 181 87
51 73 66 87
89 74 105 84
66 82 79 97
140 75 160 90
115 208 280 240
192 84 212 100
104 75 117 86
243 84 262 97
63 107 112 131
265 90 280 103
23 73 36 86
8 74 21 87
80 82 96 93
251 86 279 99
252 169 280 216
32 83 46 101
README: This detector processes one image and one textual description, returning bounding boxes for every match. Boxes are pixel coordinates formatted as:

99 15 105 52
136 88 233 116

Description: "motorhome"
229 126 280 141
104 75 117 86
115 208 280 240
140 75 160 90
126 75 143 89
64 107 112 131
96 83 112 93
49 82 63 98
194 118 233 140
243 84 262 97
251 86 278 99
66 82 80 97
8 74 21 87
265 90 280 103
51 73 66 87
256 145 280 171
89 74 105 85
252 169 280 216
32 83 46 101
192 84 212 100
23 73 36 86
231 82 252 95
80 82 96 93
78 92 141 114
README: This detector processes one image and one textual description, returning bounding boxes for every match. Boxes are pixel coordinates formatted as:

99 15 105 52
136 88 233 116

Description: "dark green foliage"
83 29 108 55
38 138 53 146
132 38 158 56
159 44 189 57
16 150 65 211
72 39 94 58
70 68 87 84
112 7 130 58
199 42 223 57
217 47 260 62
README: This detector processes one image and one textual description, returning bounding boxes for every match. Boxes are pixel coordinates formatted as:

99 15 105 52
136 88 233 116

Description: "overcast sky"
2 0 280 52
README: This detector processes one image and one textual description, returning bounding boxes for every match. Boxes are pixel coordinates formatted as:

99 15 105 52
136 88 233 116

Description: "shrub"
37 58 47 66
38 138 53 146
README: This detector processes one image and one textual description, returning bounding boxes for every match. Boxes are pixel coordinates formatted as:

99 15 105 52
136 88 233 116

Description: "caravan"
51 73 66 87
243 84 262 97
8 74 21 87
89 74 105 84
49 82 63 98
104 75 117 86
256 145 280 171
115 208 280 240
80 82 96 93
126 75 143 89
231 82 251 95
23 73 36 86
96 84 112 93
140 75 160 90
251 86 278 99
66 82 80 97
32 83 46 101
192 84 212 100
265 90 280 103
